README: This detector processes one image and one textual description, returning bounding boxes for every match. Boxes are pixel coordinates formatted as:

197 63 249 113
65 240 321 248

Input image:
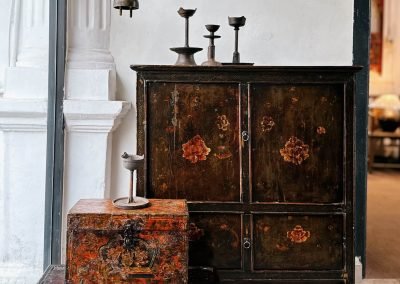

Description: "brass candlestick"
229 16 246 64
170 8 203 66
224 16 253 65
202 25 222 66
113 152 149 209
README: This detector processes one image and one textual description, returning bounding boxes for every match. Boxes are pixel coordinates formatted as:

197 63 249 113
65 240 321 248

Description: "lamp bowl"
121 153 144 171
228 16 246 28
205 25 220 33
178 7 197 18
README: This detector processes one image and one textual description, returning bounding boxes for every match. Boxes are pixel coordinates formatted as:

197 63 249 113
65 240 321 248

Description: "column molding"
64 100 131 133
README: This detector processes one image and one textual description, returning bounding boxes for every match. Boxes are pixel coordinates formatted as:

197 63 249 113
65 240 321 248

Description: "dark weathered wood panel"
253 214 343 270
188 213 243 270
132 66 358 283
147 83 241 202
251 84 344 203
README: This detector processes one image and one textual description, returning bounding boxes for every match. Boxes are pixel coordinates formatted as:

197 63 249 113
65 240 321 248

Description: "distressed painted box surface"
131 66 360 283
65 199 188 283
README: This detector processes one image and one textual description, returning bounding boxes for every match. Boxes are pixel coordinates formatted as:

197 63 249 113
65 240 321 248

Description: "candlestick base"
113 196 150 210
201 59 222 66
170 47 202 66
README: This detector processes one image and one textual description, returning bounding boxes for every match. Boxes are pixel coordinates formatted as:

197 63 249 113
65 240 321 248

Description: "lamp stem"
128 170 135 203
185 17 189 47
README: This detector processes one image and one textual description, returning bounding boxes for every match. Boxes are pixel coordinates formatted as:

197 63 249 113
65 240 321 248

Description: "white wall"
109 0 354 199
0 0 49 282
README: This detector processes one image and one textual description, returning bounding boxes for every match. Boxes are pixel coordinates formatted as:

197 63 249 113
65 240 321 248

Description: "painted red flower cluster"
182 135 211 164
287 225 311 243
280 136 310 165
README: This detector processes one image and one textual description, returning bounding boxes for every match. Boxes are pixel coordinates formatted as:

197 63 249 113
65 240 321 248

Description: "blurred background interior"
367 0 400 279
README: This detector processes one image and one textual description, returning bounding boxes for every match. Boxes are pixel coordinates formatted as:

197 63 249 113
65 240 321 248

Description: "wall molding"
64 100 131 133
0 99 47 131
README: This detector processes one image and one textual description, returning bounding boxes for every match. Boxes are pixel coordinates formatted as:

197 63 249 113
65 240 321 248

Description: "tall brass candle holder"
170 8 203 66
224 16 253 66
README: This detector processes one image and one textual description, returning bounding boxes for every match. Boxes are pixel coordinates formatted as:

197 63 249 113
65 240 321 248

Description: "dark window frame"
353 0 371 277
43 0 66 269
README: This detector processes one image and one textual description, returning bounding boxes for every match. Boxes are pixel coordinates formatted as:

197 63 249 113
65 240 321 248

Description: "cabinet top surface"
68 199 188 216
130 65 362 73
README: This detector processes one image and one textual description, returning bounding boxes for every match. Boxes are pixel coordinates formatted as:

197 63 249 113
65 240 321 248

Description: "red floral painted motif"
261 116 275 133
214 146 232 160
216 115 230 131
279 136 310 165
291 97 299 104
317 126 327 135
287 225 311 243
182 135 211 163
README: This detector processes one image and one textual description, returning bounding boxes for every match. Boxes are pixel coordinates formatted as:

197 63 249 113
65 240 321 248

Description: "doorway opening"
367 0 400 279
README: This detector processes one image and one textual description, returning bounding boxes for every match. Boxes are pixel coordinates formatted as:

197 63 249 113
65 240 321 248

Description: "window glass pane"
0 0 49 282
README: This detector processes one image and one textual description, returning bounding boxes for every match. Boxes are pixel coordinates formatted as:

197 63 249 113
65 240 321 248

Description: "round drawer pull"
243 238 251 249
242 131 249 142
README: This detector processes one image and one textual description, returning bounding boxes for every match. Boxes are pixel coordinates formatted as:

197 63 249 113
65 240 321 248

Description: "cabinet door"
147 83 241 202
250 84 345 203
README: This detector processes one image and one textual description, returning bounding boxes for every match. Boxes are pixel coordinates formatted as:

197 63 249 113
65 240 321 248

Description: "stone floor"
361 170 400 284
366 170 400 278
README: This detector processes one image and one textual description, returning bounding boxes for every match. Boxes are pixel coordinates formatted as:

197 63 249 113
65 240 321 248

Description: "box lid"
67 199 188 232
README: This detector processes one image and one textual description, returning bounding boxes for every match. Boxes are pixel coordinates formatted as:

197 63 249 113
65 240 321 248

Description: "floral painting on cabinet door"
148 83 241 202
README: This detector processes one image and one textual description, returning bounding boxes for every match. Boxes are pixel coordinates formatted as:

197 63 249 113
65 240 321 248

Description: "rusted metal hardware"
202 25 222 66
243 237 251 249
170 8 202 66
113 0 139 18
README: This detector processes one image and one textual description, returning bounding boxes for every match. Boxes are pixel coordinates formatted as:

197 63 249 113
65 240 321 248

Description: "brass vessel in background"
113 0 139 17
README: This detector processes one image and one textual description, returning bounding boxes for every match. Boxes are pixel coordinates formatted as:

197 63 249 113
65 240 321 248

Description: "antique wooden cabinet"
131 65 360 283
66 199 188 283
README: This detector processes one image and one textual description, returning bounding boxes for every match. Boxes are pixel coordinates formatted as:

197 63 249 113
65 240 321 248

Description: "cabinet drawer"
253 214 344 270
189 213 243 270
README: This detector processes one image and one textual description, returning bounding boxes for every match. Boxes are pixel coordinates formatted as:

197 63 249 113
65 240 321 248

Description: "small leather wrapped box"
65 199 188 283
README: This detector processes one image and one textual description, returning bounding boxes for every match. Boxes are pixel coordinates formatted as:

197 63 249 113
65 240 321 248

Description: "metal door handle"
243 237 251 249
242 131 249 142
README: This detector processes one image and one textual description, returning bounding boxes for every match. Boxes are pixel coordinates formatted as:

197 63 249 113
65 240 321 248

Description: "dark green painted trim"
353 0 370 278
43 0 66 269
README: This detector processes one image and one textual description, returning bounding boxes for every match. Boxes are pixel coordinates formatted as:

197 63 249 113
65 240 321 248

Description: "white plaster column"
62 0 131 257
66 0 116 100
5 0 49 100
0 0 49 282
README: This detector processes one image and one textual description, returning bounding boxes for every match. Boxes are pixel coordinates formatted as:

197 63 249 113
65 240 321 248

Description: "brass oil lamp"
113 153 149 209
